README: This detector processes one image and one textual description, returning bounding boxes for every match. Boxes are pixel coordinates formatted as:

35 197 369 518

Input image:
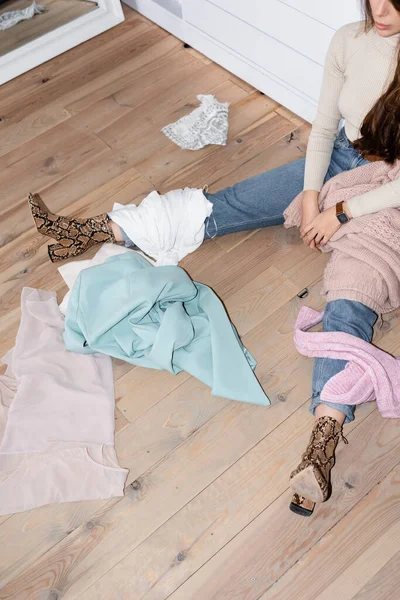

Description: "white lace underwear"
162 94 229 151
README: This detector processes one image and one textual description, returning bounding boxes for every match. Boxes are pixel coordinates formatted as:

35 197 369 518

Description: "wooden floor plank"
352 547 400 600
0 498 114 588
214 229 259 253
65 34 182 116
135 91 279 189
114 407 130 434
318 520 400 600
185 46 213 65
115 364 190 424
191 228 312 301
224 265 299 337
0 18 153 121
96 62 234 151
275 105 306 127
164 411 400 600
158 112 296 192
0 10 142 105
260 465 400 600
78 403 320 600
0 104 71 158
0 124 110 244
209 121 309 198
67 49 201 135
76 404 378 600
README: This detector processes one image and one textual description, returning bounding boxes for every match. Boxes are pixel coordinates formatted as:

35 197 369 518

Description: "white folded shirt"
108 187 213 266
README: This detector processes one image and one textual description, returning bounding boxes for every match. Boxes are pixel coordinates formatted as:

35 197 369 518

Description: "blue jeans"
204 127 368 237
204 128 376 422
310 300 377 423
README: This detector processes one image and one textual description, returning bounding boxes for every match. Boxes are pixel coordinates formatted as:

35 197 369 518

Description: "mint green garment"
63 252 270 406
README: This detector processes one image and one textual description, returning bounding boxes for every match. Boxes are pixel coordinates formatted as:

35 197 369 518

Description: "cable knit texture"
284 159 400 314
294 306 400 419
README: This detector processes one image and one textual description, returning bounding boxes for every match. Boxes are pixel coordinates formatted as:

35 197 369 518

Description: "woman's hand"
301 190 321 252
301 205 341 247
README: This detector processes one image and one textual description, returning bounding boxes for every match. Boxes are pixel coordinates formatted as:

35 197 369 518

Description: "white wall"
152 0 182 17
280 0 362 29
124 0 361 121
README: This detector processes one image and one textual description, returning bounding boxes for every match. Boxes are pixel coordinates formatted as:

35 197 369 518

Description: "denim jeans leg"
204 158 306 238
204 128 369 239
310 300 378 423
325 128 369 182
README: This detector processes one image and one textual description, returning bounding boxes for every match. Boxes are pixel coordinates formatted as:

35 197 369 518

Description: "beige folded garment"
0 287 128 515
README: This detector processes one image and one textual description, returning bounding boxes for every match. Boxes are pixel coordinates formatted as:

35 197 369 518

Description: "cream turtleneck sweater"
304 21 400 218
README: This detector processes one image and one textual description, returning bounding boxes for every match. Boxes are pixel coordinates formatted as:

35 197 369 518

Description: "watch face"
337 212 349 224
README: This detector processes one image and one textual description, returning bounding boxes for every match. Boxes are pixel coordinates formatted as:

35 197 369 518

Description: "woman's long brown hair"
353 0 400 162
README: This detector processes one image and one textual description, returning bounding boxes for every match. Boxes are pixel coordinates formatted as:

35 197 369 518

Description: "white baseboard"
123 0 316 122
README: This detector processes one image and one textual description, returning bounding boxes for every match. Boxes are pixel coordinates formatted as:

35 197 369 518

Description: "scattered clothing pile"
9 154 400 516
284 159 400 314
62 246 269 406
108 187 212 266
0 288 128 515
0 241 269 514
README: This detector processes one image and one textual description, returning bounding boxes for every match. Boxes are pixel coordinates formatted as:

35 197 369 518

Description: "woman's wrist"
343 200 353 219
302 189 319 204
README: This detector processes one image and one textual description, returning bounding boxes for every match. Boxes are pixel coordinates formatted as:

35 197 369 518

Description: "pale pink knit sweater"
294 306 400 419
284 160 400 314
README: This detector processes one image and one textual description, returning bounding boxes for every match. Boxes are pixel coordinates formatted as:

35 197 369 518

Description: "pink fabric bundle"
0 288 128 515
294 306 400 418
284 160 400 313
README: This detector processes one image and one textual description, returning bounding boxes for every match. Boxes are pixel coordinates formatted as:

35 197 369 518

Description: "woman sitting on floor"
29 0 400 516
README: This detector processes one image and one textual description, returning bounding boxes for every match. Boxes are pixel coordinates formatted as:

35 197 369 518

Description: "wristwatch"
336 201 350 224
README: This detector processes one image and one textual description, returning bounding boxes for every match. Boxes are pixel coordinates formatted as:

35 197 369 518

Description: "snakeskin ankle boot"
290 415 348 506
28 192 116 263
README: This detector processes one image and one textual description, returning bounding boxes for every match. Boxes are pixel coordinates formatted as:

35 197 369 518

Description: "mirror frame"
0 0 124 85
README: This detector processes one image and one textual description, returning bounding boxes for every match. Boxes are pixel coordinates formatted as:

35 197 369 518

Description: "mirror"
0 0 124 84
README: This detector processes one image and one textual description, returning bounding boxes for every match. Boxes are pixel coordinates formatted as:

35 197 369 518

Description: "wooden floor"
0 0 97 57
1 6 400 600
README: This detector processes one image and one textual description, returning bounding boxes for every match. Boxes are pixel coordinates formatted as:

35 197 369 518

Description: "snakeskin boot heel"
28 192 116 262
289 493 315 517
290 415 348 505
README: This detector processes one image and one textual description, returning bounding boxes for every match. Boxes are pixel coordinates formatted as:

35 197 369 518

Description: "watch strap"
336 201 350 224
336 201 344 216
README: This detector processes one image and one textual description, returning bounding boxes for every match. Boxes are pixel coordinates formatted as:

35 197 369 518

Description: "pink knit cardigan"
284 160 400 313
294 306 400 418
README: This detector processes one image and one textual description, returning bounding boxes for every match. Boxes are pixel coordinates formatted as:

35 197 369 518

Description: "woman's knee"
323 299 378 340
